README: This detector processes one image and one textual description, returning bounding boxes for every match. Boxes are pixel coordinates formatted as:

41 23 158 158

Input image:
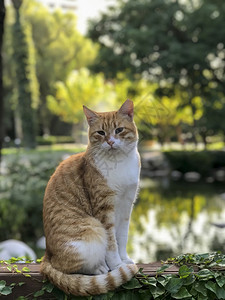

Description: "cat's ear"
83 105 99 125
118 99 134 120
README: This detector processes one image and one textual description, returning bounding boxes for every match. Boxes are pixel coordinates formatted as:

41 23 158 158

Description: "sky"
75 0 116 34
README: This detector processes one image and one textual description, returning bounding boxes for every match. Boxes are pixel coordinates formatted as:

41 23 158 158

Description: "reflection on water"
128 178 225 263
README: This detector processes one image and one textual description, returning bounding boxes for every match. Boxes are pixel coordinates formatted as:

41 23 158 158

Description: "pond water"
128 178 225 263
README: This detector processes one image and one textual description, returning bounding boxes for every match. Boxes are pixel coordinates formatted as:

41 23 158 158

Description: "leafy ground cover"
1 253 225 299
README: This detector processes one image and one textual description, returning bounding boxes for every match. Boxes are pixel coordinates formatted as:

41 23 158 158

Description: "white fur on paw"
110 262 127 271
122 257 134 264
94 263 109 275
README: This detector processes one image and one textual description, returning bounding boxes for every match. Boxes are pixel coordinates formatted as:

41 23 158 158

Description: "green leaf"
138 289 153 300
112 290 140 300
43 282 54 293
36 257 43 263
140 277 157 287
217 260 225 267
216 276 225 288
172 287 192 299
196 269 214 280
8 257 23 263
18 282 25 286
52 287 66 300
93 294 113 300
157 276 171 287
193 282 207 296
205 281 216 294
0 286 13 295
22 266 30 272
165 277 183 294
182 274 195 286
7 266 12 271
190 285 197 297
122 277 142 289
197 293 208 300
0 280 6 292
156 264 170 274
215 285 225 299
34 289 45 297
10 283 16 287
179 265 193 278
150 286 165 298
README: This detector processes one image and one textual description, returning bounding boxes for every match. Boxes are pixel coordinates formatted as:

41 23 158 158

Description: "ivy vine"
1 252 225 299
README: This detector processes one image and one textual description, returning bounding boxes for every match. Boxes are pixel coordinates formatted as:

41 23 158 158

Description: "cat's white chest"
94 149 140 193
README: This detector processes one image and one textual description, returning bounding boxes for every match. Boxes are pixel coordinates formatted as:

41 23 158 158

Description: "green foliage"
1 253 225 299
22 0 98 135
3 0 98 139
89 0 225 86
0 257 34 297
164 150 225 176
36 135 75 146
69 252 225 300
47 68 117 124
0 149 81 243
89 0 225 141
0 281 12 296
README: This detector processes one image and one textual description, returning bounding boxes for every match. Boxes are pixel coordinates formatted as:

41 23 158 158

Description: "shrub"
164 150 225 176
0 150 80 245
36 136 75 146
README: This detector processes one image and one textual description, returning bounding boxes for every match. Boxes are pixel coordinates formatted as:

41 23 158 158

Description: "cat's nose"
107 140 115 147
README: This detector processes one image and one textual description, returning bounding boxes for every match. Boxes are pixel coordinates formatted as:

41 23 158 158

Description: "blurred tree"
22 1 98 135
0 0 5 162
47 68 117 141
3 0 98 139
89 0 225 143
11 0 37 148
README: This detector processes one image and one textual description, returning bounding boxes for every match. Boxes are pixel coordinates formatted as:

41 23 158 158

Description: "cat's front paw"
110 262 127 271
93 262 110 275
121 257 135 264
106 251 123 270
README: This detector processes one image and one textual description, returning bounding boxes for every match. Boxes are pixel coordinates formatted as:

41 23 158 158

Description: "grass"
140 141 225 152
2 140 225 158
2 143 86 156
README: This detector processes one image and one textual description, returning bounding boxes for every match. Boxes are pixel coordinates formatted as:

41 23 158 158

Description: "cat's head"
83 100 138 154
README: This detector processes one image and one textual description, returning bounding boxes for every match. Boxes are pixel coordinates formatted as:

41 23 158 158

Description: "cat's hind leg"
66 217 109 275
50 217 108 275
68 239 109 275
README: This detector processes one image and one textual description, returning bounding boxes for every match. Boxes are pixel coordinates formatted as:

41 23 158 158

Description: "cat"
40 99 141 296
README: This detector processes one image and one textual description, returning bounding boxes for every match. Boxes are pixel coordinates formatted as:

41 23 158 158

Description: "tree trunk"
175 124 184 145
14 109 23 141
0 0 5 164
12 0 37 149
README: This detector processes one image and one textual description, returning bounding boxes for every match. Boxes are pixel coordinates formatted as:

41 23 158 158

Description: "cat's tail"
40 257 138 296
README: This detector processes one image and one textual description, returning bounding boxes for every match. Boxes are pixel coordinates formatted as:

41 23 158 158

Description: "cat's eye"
97 130 105 136
115 127 124 134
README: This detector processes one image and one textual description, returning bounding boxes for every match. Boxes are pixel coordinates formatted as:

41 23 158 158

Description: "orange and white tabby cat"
41 99 140 296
